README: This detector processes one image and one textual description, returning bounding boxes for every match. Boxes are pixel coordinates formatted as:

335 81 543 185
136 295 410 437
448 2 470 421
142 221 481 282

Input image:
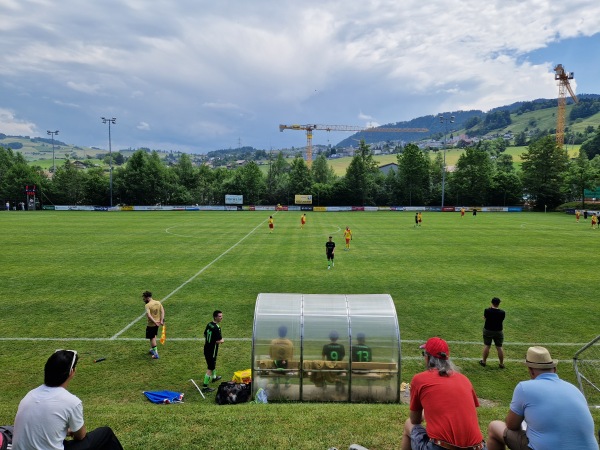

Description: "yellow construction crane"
279 123 428 167
554 64 579 148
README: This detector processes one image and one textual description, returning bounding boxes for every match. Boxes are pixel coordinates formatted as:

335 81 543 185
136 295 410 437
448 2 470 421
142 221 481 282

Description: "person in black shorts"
480 297 506 368
202 310 224 392
325 236 335 270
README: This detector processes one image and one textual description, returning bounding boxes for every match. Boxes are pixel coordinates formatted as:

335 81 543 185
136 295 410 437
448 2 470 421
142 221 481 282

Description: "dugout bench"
252 293 401 403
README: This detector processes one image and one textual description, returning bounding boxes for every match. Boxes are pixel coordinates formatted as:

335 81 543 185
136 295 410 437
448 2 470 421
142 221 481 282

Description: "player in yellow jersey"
268 215 274 233
343 226 352 250
301 213 306 229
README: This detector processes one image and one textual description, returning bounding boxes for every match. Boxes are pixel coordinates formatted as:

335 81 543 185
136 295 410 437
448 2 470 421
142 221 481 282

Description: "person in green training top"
352 333 372 362
322 330 345 361
202 310 224 392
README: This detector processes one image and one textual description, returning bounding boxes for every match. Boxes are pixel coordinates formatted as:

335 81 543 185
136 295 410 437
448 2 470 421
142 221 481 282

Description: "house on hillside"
72 160 91 170
379 163 398 175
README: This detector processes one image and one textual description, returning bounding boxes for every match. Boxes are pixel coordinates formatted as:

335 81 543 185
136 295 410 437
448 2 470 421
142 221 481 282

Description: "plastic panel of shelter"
252 293 400 403
252 293 303 401
347 294 401 403
302 294 350 402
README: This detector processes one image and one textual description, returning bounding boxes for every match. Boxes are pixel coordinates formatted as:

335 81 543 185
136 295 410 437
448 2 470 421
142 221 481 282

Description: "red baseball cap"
420 337 450 360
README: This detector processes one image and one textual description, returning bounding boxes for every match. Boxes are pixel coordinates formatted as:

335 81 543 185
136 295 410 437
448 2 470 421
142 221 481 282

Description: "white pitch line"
0 336 590 349
401 339 590 347
0 337 252 342
110 218 269 340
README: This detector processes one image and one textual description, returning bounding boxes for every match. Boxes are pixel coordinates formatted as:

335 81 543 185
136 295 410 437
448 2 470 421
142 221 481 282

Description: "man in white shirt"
13 349 123 450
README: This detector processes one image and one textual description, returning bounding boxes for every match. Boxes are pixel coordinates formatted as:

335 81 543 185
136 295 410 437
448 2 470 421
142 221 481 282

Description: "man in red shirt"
401 337 486 450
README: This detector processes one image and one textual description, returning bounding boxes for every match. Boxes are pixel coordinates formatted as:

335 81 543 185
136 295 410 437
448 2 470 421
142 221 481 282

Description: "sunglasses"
55 349 78 372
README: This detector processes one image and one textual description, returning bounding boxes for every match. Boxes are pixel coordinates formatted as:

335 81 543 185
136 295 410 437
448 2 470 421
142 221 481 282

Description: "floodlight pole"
101 117 116 207
439 115 454 210
47 130 59 173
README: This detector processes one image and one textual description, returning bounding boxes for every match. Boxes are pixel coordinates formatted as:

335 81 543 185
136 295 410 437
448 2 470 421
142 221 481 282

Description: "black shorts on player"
146 325 158 339
204 348 218 371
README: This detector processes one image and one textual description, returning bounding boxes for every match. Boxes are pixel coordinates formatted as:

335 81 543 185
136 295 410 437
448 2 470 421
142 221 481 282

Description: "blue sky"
1 0 599 154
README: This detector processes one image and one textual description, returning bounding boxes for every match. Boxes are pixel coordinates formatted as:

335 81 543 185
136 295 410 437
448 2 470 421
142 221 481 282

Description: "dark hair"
491 297 501 306
329 330 339 341
213 310 222 319
142 291 152 299
278 325 288 338
356 332 366 343
44 350 78 387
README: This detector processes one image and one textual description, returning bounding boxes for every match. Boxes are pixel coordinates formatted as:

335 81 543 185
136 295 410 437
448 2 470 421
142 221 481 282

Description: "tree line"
2 131 600 211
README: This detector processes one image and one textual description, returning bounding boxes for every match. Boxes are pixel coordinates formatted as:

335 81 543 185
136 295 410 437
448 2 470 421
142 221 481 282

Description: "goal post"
573 335 600 408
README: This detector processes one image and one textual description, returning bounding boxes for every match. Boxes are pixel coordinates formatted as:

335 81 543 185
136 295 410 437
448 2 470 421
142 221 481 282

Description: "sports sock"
212 370 218 379
152 346 158 355
203 374 211 386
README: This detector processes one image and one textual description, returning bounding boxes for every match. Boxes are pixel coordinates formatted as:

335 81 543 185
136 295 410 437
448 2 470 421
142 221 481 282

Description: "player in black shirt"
480 297 506 368
202 310 224 392
325 236 335 270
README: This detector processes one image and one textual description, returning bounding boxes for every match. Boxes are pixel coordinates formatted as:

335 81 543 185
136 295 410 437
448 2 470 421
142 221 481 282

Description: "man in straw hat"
487 346 598 450
401 337 486 450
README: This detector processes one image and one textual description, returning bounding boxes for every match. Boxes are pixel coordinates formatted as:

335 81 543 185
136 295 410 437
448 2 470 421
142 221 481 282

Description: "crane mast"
279 124 428 167
554 64 579 148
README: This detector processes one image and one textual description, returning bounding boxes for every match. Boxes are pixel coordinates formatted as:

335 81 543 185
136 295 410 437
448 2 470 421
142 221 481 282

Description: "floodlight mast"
439 115 454 210
101 117 116 207
47 130 59 173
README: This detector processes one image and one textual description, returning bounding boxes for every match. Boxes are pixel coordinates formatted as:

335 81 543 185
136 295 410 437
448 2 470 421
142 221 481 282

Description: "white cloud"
66 81 101 95
0 0 599 151
0 108 37 136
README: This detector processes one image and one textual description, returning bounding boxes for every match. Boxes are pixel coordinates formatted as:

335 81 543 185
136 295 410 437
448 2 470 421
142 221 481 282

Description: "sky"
1 0 600 154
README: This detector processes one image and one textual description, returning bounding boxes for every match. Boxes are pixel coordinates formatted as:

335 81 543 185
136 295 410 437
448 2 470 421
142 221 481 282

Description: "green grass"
0 211 598 449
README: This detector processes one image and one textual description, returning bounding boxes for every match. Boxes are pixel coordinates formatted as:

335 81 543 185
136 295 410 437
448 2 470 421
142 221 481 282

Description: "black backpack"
0 426 13 450
215 381 251 405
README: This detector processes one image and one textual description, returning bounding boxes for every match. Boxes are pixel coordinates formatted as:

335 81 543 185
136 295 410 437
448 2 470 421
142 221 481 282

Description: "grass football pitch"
0 210 598 449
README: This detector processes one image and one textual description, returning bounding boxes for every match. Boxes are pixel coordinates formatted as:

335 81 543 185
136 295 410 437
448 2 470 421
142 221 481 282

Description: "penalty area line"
109 218 269 340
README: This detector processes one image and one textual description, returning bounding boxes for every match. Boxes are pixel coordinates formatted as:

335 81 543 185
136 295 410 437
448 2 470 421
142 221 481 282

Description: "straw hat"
525 346 557 369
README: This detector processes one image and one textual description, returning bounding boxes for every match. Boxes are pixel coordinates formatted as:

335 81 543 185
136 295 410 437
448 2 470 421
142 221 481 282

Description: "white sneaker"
327 266 330 270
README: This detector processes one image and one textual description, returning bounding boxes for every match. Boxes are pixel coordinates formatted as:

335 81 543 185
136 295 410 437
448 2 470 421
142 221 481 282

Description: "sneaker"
152 353 159 359
211 375 222 383
478 360 486 367
327 266 330 270
499 364 505 369
202 386 215 393
149 349 154 355
332 262 334 267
